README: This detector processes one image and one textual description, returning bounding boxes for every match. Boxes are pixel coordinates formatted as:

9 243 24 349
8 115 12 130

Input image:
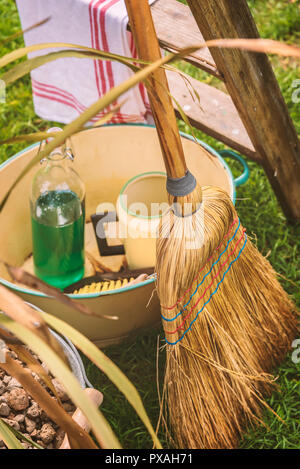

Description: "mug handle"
219 150 250 187
91 212 125 257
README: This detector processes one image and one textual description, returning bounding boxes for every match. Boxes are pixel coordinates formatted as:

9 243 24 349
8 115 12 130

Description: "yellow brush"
64 269 155 295
73 278 135 295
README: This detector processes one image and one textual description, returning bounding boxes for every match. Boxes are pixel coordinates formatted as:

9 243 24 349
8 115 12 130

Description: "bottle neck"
45 127 72 164
47 144 66 162
46 144 74 166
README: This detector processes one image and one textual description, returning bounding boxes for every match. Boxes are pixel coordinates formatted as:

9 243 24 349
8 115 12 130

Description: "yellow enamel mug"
116 172 169 269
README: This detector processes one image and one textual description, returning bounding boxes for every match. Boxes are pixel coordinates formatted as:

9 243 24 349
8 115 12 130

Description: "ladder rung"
127 0 220 78
166 69 257 160
151 0 220 78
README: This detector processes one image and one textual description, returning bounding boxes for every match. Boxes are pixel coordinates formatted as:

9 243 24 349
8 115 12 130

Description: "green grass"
0 0 299 449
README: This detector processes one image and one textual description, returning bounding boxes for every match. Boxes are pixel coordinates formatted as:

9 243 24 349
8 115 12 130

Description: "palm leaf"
0 49 182 212
0 418 23 449
1 49 139 85
0 38 298 211
0 104 123 145
0 17 51 47
0 42 143 69
0 131 57 145
9 344 62 403
4 263 118 321
0 418 44 449
0 353 97 449
0 315 121 449
40 311 162 449
0 284 69 365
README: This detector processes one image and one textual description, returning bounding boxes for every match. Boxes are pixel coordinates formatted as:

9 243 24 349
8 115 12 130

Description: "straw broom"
125 0 298 449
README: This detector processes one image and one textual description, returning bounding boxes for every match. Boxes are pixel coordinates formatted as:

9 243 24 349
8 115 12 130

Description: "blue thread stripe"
164 234 247 345
161 219 241 322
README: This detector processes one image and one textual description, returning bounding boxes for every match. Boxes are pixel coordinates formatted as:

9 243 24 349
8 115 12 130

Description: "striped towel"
16 0 156 125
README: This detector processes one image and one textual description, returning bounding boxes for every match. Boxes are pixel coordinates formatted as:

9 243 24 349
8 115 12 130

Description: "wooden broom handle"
59 388 103 449
125 0 187 179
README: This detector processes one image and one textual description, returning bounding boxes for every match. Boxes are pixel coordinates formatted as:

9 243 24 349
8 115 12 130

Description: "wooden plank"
187 0 300 221
166 69 257 161
127 0 220 78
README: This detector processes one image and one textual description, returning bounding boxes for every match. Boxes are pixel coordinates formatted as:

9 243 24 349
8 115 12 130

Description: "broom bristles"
156 186 298 449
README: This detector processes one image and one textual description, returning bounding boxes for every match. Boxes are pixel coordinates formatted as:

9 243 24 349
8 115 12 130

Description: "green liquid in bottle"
31 190 85 289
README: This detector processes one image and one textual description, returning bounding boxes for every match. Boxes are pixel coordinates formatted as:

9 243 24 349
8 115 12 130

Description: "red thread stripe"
161 217 239 310
165 229 246 334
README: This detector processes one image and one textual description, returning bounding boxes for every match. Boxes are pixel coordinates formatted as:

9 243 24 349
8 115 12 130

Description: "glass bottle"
30 128 85 290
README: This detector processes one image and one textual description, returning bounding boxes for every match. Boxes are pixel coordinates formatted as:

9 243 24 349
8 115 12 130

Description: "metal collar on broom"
125 0 297 450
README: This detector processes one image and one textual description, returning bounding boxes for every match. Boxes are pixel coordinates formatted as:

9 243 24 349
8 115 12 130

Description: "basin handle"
219 150 250 187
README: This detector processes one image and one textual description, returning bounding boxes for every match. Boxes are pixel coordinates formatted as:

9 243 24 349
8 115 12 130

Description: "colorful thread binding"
161 217 239 311
161 218 241 322
164 234 248 345
165 229 246 335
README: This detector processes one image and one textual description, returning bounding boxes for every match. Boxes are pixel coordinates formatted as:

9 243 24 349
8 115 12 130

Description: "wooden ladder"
128 0 300 221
